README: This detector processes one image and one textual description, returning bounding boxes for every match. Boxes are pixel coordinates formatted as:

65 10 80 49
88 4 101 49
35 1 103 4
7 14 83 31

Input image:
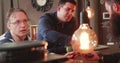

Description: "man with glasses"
0 8 30 43
37 0 79 54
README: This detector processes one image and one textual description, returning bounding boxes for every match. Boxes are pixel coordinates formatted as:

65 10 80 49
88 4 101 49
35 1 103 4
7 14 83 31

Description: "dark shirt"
0 31 30 44
37 12 79 54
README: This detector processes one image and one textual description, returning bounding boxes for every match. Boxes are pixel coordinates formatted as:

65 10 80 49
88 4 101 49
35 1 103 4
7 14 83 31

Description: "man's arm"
37 16 71 46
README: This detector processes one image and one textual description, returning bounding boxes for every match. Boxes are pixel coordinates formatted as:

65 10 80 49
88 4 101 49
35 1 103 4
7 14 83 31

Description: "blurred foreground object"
0 41 48 63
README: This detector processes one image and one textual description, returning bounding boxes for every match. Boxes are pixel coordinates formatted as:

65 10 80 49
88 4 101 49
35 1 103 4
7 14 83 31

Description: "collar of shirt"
5 31 30 42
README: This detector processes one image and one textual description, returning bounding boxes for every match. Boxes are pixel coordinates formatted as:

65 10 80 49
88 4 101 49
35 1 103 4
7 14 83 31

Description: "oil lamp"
71 9 98 54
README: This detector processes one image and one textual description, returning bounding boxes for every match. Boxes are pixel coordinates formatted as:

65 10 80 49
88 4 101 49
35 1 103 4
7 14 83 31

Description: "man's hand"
64 51 99 60
64 51 80 59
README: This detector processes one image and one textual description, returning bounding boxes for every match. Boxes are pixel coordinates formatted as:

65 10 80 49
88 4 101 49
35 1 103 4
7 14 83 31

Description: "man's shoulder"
0 34 6 40
39 12 57 24
0 33 12 44
40 12 56 19
0 39 12 44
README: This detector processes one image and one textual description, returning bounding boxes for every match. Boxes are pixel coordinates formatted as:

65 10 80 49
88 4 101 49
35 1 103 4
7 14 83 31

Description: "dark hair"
114 0 120 4
58 0 76 6
6 8 28 22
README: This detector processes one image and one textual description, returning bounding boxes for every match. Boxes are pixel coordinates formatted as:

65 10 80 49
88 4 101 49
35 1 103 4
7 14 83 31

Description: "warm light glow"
43 51 48 61
86 6 94 19
71 24 98 54
80 32 90 50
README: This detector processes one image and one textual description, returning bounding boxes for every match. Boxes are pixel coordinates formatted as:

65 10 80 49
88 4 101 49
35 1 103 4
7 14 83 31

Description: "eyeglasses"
10 19 29 25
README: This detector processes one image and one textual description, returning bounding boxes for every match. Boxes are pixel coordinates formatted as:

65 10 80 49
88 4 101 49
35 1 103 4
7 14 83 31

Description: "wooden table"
0 41 99 63
0 41 119 63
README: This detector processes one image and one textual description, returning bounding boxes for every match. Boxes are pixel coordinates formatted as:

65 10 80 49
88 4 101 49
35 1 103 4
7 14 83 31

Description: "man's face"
105 2 120 37
8 11 29 37
105 2 113 18
58 2 76 22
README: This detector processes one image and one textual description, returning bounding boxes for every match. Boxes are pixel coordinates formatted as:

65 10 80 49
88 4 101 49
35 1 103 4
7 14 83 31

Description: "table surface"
0 42 119 63
30 53 67 63
63 45 120 63
0 41 47 51
97 45 120 55
0 41 67 63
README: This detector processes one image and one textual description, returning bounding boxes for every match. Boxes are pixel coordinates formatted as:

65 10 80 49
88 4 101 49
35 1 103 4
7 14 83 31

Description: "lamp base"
85 53 94 58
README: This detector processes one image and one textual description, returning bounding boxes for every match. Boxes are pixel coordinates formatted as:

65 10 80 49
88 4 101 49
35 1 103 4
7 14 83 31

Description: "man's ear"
112 3 120 13
57 6 61 11
7 22 10 29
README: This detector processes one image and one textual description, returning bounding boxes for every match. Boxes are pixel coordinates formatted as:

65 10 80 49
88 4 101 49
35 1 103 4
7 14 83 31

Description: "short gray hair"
6 8 28 22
